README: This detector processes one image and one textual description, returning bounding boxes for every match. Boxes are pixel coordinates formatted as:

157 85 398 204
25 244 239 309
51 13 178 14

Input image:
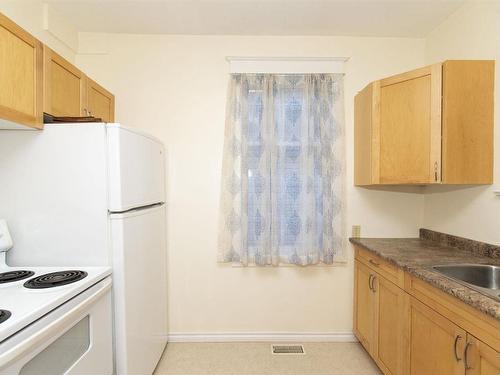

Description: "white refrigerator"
0 123 168 375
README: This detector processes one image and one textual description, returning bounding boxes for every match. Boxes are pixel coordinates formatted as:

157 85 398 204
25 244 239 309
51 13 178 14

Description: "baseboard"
168 331 357 343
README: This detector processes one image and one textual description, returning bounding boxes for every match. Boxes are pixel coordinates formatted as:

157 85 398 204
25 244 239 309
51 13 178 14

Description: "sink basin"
431 264 500 301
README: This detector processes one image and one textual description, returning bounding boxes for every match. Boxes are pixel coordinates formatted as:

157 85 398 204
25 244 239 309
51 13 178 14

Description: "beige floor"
154 342 381 375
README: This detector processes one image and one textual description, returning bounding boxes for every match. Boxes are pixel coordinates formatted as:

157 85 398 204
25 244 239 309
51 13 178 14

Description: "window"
219 73 345 266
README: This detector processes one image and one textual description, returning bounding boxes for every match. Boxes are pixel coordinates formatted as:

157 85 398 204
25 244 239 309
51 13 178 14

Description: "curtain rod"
225 56 350 62
226 57 348 74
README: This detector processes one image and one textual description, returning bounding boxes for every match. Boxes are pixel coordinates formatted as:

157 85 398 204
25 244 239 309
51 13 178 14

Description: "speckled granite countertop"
349 229 500 321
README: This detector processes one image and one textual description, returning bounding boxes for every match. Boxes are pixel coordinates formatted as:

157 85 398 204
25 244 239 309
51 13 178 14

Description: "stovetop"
0 265 111 343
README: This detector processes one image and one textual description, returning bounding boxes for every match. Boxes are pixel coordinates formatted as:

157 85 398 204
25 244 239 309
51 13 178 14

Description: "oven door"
0 277 113 375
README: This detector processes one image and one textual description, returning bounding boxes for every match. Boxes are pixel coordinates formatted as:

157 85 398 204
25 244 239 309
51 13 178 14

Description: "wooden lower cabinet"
407 296 465 375
466 335 500 375
353 248 500 375
354 260 406 374
375 275 406 375
354 260 376 352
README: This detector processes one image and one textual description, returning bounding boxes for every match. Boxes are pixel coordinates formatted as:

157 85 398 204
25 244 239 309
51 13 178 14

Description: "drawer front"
355 246 403 287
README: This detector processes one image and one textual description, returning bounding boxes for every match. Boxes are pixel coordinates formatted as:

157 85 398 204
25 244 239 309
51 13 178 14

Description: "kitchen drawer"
355 247 404 287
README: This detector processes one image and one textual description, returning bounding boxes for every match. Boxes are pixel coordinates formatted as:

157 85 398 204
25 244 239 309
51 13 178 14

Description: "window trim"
226 57 349 74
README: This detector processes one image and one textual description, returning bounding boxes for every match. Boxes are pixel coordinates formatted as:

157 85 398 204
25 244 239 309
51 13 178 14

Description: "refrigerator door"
107 124 166 212
109 204 168 375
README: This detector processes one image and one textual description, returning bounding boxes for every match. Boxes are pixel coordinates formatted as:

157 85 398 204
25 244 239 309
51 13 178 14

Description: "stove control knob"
0 219 13 253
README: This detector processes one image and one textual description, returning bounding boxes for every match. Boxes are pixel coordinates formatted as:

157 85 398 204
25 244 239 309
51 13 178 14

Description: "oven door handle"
0 279 112 370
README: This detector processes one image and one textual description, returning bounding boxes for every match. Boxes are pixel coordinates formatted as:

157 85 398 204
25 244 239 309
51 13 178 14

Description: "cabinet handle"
368 274 374 291
464 342 472 370
453 335 462 362
434 162 439 182
371 275 377 293
369 259 380 267
83 108 88 116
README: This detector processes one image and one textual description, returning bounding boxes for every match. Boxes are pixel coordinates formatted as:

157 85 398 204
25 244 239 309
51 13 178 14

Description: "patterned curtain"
218 73 345 266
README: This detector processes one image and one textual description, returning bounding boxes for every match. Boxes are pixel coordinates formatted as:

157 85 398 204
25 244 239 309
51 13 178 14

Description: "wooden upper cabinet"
379 65 442 184
43 46 86 117
442 61 495 184
86 77 115 123
354 60 495 185
0 13 115 127
0 13 43 129
43 47 115 122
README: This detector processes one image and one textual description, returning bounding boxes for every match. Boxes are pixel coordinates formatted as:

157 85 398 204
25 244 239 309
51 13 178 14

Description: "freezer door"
107 125 166 212
110 204 168 375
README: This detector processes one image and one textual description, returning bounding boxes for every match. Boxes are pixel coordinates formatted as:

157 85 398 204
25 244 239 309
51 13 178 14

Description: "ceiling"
45 0 465 37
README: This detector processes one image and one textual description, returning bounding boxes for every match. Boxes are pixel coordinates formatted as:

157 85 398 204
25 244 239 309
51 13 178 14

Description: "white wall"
1 0 497 337
77 34 425 335
423 1 500 245
0 0 76 62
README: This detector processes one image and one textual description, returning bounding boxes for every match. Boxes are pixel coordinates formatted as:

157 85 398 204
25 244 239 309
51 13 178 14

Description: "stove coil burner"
0 270 35 284
0 309 11 324
24 271 88 289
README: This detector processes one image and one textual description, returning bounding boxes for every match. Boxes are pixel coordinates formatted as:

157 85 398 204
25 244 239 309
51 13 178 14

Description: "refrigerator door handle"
109 202 164 215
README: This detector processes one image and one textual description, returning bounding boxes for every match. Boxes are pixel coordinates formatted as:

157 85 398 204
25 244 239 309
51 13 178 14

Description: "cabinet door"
354 260 376 354
0 13 43 128
379 64 442 184
43 47 85 117
86 77 115 122
466 335 500 375
408 297 465 375
374 274 406 375
441 60 495 184
354 82 380 185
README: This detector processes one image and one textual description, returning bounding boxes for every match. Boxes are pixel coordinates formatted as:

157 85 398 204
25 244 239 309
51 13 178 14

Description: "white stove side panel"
107 124 166 212
0 124 110 267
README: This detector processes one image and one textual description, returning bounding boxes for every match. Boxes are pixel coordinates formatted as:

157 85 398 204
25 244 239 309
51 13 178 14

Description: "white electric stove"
0 222 113 375
0 265 111 342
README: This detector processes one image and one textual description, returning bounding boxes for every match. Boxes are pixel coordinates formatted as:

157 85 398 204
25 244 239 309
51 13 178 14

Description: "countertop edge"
349 237 500 321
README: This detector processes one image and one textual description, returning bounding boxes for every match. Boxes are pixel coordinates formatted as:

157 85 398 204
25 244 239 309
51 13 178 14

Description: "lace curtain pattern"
218 73 345 266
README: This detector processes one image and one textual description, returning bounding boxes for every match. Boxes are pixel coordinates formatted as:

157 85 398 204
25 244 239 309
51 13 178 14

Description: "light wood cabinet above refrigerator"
0 13 43 129
0 12 115 130
43 46 86 118
43 46 115 123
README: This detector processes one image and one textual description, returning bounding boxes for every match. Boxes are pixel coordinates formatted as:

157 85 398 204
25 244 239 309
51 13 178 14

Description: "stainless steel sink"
431 264 500 301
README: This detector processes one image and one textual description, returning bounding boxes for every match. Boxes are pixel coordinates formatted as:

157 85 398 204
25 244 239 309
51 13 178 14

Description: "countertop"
350 231 500 321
